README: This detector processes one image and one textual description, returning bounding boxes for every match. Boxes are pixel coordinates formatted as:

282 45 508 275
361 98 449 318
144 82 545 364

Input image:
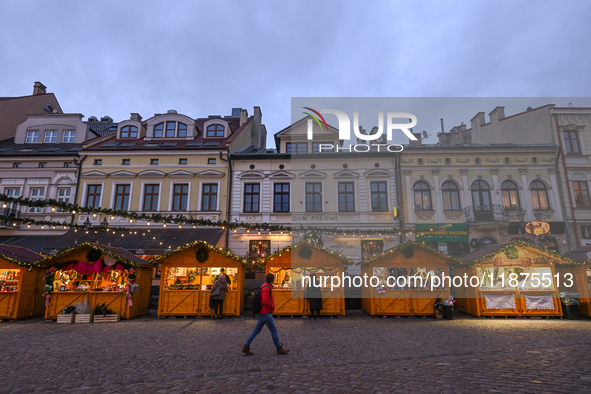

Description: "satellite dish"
44 104 54 114
422 130 431 140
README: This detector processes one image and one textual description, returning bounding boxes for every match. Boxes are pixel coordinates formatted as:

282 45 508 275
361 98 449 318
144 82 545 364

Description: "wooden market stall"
361 242 455 316
559 246 591 317
0 244 45 320
153 241 245 317
453 240 567 317
36 242 153 320
261 241 350 316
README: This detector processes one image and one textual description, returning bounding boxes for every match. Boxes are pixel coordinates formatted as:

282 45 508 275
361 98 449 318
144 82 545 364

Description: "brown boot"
277 344 290 355
242 345 253 356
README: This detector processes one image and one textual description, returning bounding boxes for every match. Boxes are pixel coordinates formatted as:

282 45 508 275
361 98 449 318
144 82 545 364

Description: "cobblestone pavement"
1 311 590 393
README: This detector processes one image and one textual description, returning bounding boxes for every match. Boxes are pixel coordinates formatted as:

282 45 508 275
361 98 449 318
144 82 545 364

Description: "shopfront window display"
476 266 555 291
163 267 238 291
51 268 129 292
268 267 340 290
0 269 20 292
373 267 408 290
409 267 447 290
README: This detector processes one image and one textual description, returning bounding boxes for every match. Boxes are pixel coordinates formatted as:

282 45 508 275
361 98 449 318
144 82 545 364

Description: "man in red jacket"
242 273 289 355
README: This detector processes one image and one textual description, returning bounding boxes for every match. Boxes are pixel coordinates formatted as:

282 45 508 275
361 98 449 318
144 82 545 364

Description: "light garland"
149 240 248 266
360 241 463 266
253 240 354 266
35 242 153 269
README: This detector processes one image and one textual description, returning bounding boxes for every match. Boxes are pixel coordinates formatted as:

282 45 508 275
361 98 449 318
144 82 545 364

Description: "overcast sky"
1 1 590 147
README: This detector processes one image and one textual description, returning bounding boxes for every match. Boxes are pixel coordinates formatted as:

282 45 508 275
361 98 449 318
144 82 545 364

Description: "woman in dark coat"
306 273 323 319
211 271 228 319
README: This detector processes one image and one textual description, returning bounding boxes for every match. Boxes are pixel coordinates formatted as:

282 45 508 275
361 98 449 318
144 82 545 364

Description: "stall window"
530 180 549 210
114 184 131 211
409 267 446 289
563 130 581 154
501 180 521 210
338 182 355 212
268 267 340 290
306 183 322 212
249 240 270 259
370 182 388 212
243 183 260 213
143 184 160 211
573 181 591 207
273 183 290 213
163 266 238 291
201 183 218 211
442 181 461 210
476 266 555 291
372 267 408 290
52 268 128 292
29 188 45 212
361 240 384 259
413 181 432 211
0 269 20 292
172 183 189 211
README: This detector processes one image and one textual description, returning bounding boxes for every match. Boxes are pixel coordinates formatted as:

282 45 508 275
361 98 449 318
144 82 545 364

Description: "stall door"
372 290 411 315
0 292 17 319
162 291 201 315
273 290 305 315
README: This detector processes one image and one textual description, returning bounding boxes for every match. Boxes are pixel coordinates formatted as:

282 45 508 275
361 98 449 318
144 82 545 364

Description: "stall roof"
0 244 43 267
0 236 62 254
458 240 577 266
36 242 152 268
149 240 246 265
256 240 353 265
562 246 591 262
40 228 225 255
361 241 462 266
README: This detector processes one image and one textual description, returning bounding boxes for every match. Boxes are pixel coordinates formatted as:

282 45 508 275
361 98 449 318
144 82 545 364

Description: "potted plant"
93 303 120 322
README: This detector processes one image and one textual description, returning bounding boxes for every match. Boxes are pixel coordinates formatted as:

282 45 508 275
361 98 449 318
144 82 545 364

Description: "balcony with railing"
464 205 507 223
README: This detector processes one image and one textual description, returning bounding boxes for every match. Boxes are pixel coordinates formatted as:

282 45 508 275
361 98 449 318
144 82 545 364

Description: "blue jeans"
245 313 281 349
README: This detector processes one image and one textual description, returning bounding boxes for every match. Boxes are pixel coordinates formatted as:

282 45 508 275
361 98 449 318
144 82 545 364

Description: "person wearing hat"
211 268 228 319
242 273 289 355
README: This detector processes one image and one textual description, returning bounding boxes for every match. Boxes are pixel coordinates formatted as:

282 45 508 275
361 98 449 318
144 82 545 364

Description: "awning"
40 228 225 255
0 236 62 254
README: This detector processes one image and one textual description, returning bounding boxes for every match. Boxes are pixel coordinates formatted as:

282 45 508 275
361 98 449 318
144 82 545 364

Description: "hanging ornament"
196 247 209 263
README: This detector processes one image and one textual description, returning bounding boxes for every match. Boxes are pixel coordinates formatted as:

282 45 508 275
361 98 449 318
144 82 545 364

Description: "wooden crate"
56 314 74 324
75 314 94 323
94 314 120 323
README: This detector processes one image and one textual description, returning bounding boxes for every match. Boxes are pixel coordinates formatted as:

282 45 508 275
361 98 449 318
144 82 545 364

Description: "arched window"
441 181 461 210
501 180 520 210
530 180 549 209
178 123 187 138
120 126 138 138
413 181 432 211
154 123 164 138
471 180 491 209
207 124 224 137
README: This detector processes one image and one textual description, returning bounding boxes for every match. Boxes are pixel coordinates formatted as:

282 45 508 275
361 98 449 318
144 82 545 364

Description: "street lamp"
83 216 109 242
534 209 543 222
517 210 526 224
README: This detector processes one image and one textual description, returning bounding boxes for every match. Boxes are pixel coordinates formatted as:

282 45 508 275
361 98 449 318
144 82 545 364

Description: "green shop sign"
415 224 469 243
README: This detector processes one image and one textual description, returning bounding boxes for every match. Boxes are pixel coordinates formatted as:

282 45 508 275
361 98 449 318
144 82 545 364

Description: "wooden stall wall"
555 265 590 317
0 259 45 320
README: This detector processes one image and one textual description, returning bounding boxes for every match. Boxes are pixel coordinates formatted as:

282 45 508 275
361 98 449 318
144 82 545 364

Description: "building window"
338 182 355 212
413 181 432 211
94 159 102 165
249 240 270 260
12 163 21 168
417 158 424 165
64 162 73 168
563 130 581 154
475 158 481 164
154 123 164 138
306 183 322 212
150 159 159 165
504 157 510 164
286 143 292 154
57 188 70 211
172 184 189 211
85 185 102 209
142 184 160 211
26 131 39 143
296 143 308 153
312 143 333 153
62 130 76 143
243 183 260 213
120 126 138 138
165 121 176 137
445 158 451 164
370 182 388 212
28 188 45 213
530 180 549 210
208 158 216 164
179 158 187 165
122 159 130 165
361 240 384 259
4 188 20 211
114 184 131 211
273 183 290 213
178 123 187 137
442 181 461 210
206 124 224 137
201 184 218 211
573 181 591 208
38 162 47 168
501 180 520 210
44 130 57 143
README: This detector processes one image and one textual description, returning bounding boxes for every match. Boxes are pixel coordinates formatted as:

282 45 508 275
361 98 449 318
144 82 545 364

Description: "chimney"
470 112 486 130
409 133 422 146
88 116 98 122
240 108 248 126
130 113 142 122
33 81 47 95
489 106 505 123
231 108 242 117
100 116 113 122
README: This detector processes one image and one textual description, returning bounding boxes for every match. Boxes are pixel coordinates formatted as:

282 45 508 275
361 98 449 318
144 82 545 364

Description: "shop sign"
493 257 532 267
416 224 469 243
524 221 550 236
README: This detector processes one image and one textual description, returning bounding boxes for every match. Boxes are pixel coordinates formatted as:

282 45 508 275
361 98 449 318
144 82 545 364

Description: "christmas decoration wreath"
86 249 102 263
298 245 312 259
504 246 519 259
402 247 414 259
196 247 209 263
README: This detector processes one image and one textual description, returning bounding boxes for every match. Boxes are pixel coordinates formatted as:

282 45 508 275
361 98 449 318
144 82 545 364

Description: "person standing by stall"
305 273 323 319
211 269 228 319
242 273 290 355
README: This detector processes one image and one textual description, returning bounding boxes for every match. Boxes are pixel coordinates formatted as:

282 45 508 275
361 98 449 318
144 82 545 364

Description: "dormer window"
120 126 138 138
44 130 57 143
26 131 39 143
63 130 76 143
154 121 187 138
206 124 224 137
